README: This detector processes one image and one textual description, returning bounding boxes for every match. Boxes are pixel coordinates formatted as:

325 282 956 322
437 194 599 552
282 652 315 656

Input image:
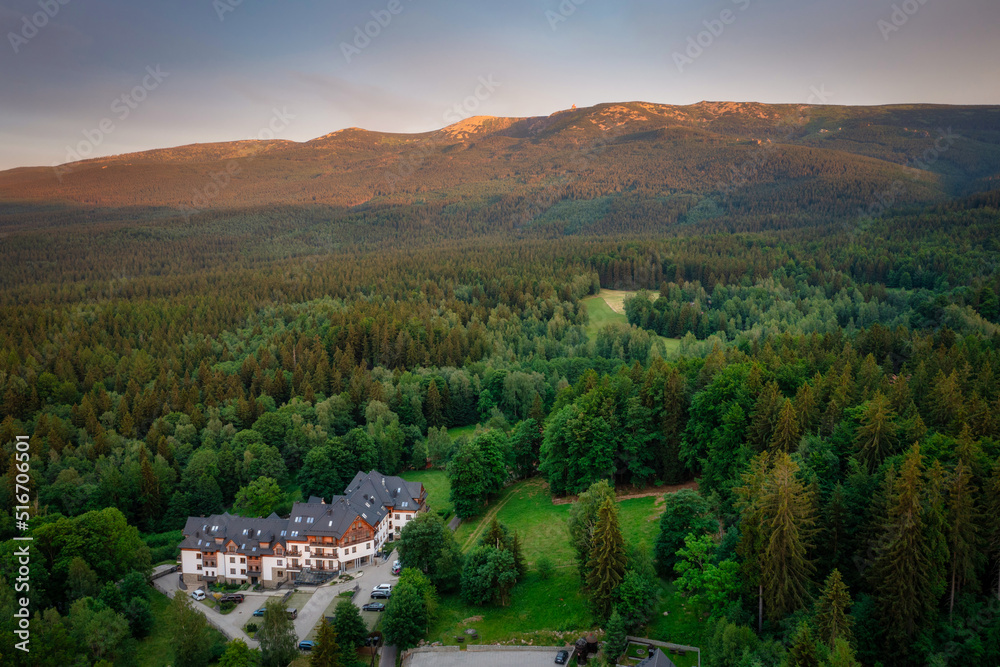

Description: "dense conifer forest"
1 102 999 666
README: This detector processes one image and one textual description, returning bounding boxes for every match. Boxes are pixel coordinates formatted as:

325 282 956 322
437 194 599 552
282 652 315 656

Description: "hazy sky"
1 0 997 170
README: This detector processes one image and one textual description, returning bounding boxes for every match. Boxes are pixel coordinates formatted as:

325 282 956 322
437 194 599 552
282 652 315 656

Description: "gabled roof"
287 494 386 539
636 648 678 667
180 512 288 556
344 470 425 511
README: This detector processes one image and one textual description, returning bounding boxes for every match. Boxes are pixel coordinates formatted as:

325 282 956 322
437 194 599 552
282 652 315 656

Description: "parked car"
365 634 381 646
362 602 386 612
372 583 392 592
287 608 298 619
189 589 206 601
298 640 317 651
555 649 569 664
252 607 266 617
391 560 402 575
220 593 245 603
369 589 391 599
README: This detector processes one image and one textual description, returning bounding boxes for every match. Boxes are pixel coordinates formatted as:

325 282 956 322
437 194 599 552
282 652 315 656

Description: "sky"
0 0 998 170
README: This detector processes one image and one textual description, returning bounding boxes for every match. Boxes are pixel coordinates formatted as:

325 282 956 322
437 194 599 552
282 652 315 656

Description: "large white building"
179 471 426 589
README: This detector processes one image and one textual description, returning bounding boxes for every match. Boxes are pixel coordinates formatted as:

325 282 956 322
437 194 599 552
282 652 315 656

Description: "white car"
372 583 392 593
190 589 206 601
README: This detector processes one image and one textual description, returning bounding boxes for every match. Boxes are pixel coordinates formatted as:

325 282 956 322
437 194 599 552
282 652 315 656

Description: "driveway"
405 648 566 667
153 549 401 652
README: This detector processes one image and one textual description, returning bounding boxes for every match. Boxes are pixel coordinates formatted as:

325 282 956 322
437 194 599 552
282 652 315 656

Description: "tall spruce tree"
735 451 772 632
855 392 898 470
871 445 935 652
568 480 616 578
989 460 1000 601
946 458 980 619
760 452 816 620
585 497 627 620
770 398 801 452
814 569 853 649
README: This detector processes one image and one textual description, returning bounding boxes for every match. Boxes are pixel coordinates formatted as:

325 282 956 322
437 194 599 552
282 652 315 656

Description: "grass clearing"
285 591 312 612
435 477 705 651
446 424 478 440
582 291 680 357
401 469 453 515
428 569 591 646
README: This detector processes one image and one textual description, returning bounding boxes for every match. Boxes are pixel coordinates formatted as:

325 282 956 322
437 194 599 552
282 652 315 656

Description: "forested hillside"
0 103 999 666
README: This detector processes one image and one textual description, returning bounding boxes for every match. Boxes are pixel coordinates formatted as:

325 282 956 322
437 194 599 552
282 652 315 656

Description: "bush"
220 601 236 613
536 556 554 580
245 622 259 634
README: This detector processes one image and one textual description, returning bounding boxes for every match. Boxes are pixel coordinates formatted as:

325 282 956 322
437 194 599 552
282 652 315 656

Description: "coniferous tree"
989 460 1000 601
310 619 343 667
946 458 980 619
568 480 616 578
603 609 628 664
872 445 934 652
786 622 820 667
855 392 897 470
770 398 801 452
814 569 853 649
585 497 627 620
760 452 816 620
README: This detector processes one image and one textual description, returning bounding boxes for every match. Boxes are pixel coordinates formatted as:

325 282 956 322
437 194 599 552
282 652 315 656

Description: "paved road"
154 552 401 653
405 648 565 667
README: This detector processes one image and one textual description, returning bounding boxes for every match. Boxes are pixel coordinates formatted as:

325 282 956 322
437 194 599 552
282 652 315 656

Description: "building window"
240 558 245 563
230 557 235 563
395 514 400 520
305 560 311 565
196 552 202 559
277 571 283 577
241 569 246 575
277 560 283 567
230 568 236 575
196 565 202 570
352 547 357 554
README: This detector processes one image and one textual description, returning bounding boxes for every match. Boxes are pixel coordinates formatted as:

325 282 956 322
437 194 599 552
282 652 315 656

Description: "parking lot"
405 648 568 667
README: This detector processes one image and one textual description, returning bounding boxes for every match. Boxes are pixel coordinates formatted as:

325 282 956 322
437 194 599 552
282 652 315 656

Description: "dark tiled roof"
344 470 424 511
180 512 289 556
636 648 678 667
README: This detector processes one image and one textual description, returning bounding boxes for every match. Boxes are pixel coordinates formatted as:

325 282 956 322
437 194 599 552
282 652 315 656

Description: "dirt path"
460 480 542 551
551 479 698 505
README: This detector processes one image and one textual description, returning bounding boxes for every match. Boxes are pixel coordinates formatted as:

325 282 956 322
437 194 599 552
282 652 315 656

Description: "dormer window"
306 517 314 524
290 530 298 537
295 516 302 523
280 530 287 536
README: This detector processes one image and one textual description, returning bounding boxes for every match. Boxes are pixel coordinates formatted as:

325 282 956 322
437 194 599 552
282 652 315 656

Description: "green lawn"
436 478 705 651
582 294 626 339
446 424 478 440
138 590 228 667
582 293 680 357
428 569 591 646
401 469 453 515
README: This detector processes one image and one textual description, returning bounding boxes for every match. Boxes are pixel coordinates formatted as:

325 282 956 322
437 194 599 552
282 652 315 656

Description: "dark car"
298 640 317 651
555 649 569 664
362 602 386 612
220 593 245 603
370 589 391 599
252 607 265 617
365 634 382 646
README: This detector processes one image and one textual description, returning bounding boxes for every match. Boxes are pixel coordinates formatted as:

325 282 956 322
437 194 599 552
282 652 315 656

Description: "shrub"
220 600 236 613
536 556 554 580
